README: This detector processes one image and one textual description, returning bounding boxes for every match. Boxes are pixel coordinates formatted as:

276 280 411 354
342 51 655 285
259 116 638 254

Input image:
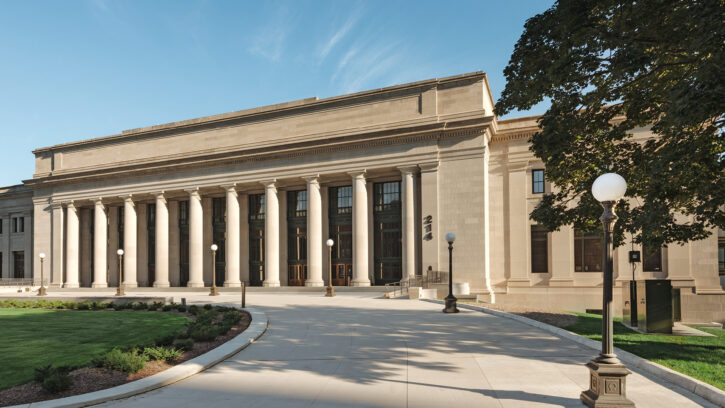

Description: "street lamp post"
116 249 125 296
325 239 335 297
581 173 634 407
443 232 459 313
38 253 47 296
210 244 219 296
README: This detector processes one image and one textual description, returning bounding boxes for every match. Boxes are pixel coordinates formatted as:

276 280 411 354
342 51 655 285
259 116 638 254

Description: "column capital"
302 174 320 183
50 201 64 210
397 165 418 174
93 197 105 205
65 201 77 209
120 194 134 203
185 188 201 198
155 192 167 204
259 179 277 189
418 162 439 173
348 170 366 179
220 184 238 192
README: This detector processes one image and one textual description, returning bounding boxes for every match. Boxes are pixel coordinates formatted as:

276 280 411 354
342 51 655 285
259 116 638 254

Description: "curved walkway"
92 292 713 408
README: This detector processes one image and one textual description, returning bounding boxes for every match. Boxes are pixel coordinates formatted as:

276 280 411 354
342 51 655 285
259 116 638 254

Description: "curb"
9 306 269 408
421 299 725 407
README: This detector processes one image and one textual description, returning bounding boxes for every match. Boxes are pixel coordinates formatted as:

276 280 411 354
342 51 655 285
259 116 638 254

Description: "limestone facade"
1 71 723 322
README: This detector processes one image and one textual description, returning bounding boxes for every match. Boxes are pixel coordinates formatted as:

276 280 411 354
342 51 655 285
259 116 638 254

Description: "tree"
495 0 724 248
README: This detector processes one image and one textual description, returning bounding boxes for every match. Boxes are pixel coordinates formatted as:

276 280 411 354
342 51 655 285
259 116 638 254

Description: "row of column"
62 169 417 288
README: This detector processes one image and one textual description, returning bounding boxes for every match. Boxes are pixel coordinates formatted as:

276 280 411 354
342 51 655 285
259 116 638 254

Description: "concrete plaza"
33 290 717 407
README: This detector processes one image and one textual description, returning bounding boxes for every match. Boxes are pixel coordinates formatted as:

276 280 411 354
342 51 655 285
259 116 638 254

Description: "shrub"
203 304 213 310
222 310 242 325
176 305 187 313
143 346 183 363
77 302 91 310
173 338 194 351
93 348 147 373
162 304 173 312
148 301 163 311
188 305 199 315
133 302 148 311
34 365 73 394
188 325 219 342
154 332 179 347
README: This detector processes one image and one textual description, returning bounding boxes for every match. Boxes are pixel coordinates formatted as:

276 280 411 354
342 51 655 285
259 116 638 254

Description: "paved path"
74 291 712 407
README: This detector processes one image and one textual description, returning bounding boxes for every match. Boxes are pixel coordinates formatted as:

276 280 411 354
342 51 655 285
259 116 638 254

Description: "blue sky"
0 0 554 187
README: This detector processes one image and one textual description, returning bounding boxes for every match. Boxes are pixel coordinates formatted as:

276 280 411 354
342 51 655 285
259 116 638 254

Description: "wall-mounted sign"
423 215 433 241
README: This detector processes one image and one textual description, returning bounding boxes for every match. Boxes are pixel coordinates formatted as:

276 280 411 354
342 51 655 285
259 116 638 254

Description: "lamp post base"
325 285 335 297
580 359 634 407
443 295 459 313
115 287 125 296
209 286 219 296
38 287 47 296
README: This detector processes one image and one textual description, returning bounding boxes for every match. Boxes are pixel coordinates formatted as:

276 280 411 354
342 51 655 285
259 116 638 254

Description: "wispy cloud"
247 8 293 62
317 8 362 61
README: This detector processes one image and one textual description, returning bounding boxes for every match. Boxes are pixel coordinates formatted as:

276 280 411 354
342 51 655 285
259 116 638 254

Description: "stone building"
1 72 723 323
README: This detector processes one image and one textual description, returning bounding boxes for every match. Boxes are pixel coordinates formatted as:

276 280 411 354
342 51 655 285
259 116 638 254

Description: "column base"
91 283 108 288
63 283 79 288
187 281 205 288
224 281 242 287
123 283 138 288
351 280 371 287
580 359 634 408
153 282 170 288
305 280 324 287
263 281 281 287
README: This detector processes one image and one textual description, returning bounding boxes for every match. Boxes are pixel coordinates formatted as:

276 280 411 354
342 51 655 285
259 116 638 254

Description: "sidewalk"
43 291 715 407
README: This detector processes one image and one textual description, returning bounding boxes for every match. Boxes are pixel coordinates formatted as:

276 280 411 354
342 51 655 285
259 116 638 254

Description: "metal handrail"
0 278 46 286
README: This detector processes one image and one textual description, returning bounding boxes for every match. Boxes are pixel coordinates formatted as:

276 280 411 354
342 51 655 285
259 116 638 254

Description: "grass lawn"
564 313 725 390
0 308 189 390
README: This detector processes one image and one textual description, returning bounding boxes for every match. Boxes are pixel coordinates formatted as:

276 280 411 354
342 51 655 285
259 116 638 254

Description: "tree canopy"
495 0 724 248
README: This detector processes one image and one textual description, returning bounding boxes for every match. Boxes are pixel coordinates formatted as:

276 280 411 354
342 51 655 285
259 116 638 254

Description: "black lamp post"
325 239 335 297
581 173 634 407
116 249 125 296
443 232 459 313
210 244 219 296
38 253 47 296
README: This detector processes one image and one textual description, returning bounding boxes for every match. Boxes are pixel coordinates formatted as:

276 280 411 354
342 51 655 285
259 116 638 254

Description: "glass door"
287 190 307 286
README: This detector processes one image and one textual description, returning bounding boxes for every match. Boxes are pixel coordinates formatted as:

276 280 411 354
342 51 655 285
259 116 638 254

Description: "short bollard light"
580 173 634 407
116 249 125 296
38 253 47 296
210 244 219 296
443 232 459 314
325 238 335 297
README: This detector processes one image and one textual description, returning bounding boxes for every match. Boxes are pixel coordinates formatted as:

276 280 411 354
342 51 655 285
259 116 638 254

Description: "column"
107 206 119 287
224 186 242 287
262 180 280 287
23 213 32 279
507 164 530 286
51 203 64 286
187 189 204 287
168 201 180 286
304 176 323 286
154 193 170 287
350 171 371 286
122 195 138 288
1 215 9 278
400 166 417 281
65 203 80 288
92 199 108 287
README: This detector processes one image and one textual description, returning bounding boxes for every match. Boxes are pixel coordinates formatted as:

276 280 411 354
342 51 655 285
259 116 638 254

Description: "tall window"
574 229 603 272
532 169 545 194
642 246 662 272
0 219 3 234
249 194 265 220
531 225 548 273
331 186 352 215
718 238 724 275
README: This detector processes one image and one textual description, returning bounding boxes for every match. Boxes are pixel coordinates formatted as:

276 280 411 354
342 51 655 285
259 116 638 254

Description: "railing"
384 280 410 298
384 270 449 298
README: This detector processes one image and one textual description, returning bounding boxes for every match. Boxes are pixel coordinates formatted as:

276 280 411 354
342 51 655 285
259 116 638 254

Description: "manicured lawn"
565 313 725 390
0 308 189 390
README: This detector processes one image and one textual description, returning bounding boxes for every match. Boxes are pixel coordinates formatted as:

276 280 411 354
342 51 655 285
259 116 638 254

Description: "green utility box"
636 280 673 333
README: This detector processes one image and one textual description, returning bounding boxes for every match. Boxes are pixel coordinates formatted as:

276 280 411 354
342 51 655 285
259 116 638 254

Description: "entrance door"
249 194 265 286
287 190 307 286
13 251 24 278
329 186 353 286
373 182 402 285
147 204 156 286
212 198 226 287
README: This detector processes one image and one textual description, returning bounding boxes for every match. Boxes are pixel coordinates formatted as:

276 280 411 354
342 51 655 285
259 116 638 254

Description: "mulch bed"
476 303 578 328
0 309 251 407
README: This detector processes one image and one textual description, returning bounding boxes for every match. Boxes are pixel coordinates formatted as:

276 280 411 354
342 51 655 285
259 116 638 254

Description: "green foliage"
173 338 194 351
154 331 179 347
203 304 213 310
495 0 725 248
188 305 199 315
34 366 73 394
92 348 147 373
222 310 243 326
162 304 173 312
148 301 163 311
142 346 183 362
133 302 149 311
176 305 187 313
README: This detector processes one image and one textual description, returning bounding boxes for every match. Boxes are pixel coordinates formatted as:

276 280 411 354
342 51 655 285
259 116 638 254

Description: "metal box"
621 280 638 327
636 280 673 333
